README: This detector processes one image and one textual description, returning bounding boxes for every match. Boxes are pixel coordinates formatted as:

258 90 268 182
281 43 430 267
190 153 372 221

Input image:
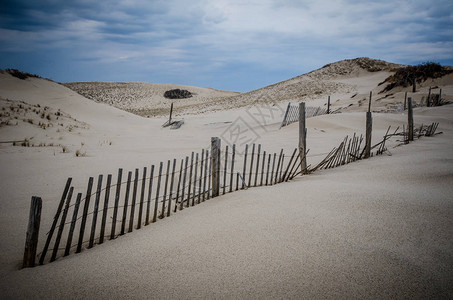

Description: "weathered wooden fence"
280 103 327 128
23 96 442 268
28 141 303 266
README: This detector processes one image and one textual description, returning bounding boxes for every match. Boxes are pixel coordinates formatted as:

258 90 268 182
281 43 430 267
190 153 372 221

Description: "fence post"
364 92 373 158
169 102 173 124
427 87 431 107
404 91 407 110
23 196 42 268
327 96 331 114
408 97 414 141
299 102 307 173
211 137 221 197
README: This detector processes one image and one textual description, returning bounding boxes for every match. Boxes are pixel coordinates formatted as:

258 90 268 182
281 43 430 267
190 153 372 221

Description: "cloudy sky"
1 0 452 92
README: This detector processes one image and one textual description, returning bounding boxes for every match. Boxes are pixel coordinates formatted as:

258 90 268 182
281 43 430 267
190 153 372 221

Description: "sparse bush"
380 62 453 92
5 69 41 80
164 89 192 99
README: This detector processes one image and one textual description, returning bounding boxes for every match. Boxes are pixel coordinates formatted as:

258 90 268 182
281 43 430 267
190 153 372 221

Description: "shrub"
164 89 192 99
380 62 453 92
5 69 41 80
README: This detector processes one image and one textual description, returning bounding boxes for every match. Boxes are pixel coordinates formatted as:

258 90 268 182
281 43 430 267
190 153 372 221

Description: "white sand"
1 69 452 298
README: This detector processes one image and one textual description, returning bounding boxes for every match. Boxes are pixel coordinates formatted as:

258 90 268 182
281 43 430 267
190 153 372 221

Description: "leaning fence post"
299 102 307 173
427 86 431 107
211 137 221 197
76 177 94 253
23 196 42 268
364 92 373 158
39 177 72 265
280 102 291 128
408 97 414 141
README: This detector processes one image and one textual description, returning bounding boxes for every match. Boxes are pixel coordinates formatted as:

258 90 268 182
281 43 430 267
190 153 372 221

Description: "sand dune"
0 60 452 298
63 81 240 117
63 58 453 117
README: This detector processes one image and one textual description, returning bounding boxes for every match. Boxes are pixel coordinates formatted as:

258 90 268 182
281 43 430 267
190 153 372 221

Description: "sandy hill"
217 58 453 113
63 81 240 117
63 58 453 116
1 62 453 298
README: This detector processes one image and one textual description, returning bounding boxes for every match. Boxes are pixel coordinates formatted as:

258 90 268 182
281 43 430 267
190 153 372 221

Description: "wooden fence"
30 142 303 265
280 103 328 128
22 96 442 268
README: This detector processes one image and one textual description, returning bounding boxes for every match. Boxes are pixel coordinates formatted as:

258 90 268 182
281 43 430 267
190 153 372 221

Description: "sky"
1 0 452 92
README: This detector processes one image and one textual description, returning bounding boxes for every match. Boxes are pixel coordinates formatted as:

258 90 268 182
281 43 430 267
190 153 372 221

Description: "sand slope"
1 66 452 298
63 81 240 117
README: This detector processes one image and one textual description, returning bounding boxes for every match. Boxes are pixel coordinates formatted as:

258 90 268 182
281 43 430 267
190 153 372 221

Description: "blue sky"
1 0 452 92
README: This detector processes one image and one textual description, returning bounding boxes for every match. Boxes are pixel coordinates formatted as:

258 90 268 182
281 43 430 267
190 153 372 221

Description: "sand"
1 69 452 298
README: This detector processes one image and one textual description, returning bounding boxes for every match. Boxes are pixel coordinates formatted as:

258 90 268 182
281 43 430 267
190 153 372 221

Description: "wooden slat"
64 193 82 256
167 159 177 216
180 157 188 210
223 146 228 195
242 144 248 189
50 187 73 262
154 162 163 220
145 165 155 225
270 153 276 186
174 159 183 213
207 150 212 199
254 144 261 187
128 169 139 232
286 151 300 181
193 154 199 205
89 174 103 248
203 151 208 201
229 145 235 192
76 177 94 253
198 150 204 204
110 169 122 239
265 153 271 185
120 172 132 235
187 152 194 207
160 161 170 218
248 143 255 187
279 155 285 182
282 148 297 181
260 150 266 186
275 149 283 184
137 167 147 228
99 174 112 243
39 177 72 265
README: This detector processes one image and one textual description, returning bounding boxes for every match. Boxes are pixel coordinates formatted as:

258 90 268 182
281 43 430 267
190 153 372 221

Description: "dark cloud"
0 0 452 92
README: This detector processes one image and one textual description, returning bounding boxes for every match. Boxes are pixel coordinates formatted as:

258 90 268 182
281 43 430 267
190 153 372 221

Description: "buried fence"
23 140 304 267
23 96 442 268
